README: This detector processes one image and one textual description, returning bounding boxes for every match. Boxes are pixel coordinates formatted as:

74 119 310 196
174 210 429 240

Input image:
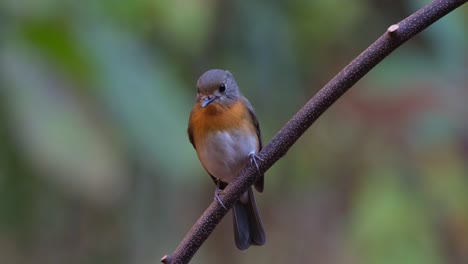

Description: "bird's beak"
201 96 217 108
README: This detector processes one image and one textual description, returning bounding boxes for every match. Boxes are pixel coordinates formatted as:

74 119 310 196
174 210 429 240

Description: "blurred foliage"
0 0 467 264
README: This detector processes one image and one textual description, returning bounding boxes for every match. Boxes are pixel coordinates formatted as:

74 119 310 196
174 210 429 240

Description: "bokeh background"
1 0 467 263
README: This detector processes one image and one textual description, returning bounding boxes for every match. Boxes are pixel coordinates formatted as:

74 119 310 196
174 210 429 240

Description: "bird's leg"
249 152 264 177
214 180 227 209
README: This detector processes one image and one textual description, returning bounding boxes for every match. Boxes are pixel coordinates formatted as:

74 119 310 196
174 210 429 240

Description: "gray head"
195 69 241 108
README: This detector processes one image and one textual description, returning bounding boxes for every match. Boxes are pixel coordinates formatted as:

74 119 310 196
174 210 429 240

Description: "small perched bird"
187 69 266 250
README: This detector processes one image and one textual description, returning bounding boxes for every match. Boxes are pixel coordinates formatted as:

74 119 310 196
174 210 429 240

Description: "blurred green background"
1 0 467 263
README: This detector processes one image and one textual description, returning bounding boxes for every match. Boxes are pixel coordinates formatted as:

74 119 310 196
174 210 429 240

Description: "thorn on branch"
387 24 399 33
161 255 171 263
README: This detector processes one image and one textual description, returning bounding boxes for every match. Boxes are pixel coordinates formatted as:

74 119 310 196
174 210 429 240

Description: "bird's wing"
187 108 197 149
245 98 264 193
187 125 195 149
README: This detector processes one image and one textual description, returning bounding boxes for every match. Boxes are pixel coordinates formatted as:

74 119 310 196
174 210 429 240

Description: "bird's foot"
214 184 227 209
249 152 264 177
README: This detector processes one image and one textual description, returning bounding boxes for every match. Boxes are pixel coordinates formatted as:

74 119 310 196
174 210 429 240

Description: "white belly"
197 129 259 183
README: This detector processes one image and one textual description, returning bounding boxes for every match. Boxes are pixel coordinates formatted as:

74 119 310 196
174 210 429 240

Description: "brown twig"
162 0 467 263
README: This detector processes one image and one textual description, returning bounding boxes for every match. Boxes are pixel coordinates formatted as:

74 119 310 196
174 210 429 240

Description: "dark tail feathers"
232 187 266 250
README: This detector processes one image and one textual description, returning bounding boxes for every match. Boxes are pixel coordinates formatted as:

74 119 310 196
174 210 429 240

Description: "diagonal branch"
161 0 467 263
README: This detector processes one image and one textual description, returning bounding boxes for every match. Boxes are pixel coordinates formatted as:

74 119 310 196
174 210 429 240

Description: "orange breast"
189 100 254 147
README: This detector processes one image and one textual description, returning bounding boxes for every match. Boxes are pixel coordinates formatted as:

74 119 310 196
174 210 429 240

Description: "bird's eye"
219 83 226 93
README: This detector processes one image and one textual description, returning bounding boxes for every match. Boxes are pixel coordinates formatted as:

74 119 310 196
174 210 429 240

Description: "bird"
187 69 266 250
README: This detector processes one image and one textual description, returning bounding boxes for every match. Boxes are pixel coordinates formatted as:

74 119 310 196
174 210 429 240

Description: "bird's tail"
232 187 266 250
